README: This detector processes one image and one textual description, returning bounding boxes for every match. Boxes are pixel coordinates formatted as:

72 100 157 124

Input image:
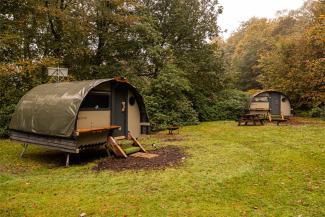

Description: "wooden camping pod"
249 90 293 117
9 78 150 156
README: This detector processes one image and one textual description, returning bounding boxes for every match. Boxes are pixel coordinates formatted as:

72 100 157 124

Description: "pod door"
111 84 128 137
269 92 281 115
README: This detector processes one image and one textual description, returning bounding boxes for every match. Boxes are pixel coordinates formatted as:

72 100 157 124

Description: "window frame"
252 96 269 103
79 91 111 111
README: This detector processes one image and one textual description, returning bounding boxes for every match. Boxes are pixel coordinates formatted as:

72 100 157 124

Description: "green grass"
0 120 325 216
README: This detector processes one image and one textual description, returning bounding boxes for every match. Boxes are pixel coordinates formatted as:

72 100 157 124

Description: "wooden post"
107 136 128 158
128 131 146 153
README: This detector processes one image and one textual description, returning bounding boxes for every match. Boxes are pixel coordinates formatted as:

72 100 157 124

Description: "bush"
197 89 250 121
294 109 309 117
309 106 323 118
144 64 199 130
0 105 16 137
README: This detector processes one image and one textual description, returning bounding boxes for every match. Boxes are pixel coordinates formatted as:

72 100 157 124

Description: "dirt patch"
152 132 188 142
93 145 186 172
161 136 184 142
287 117 325 126
0 164 9 173
0 163 30 174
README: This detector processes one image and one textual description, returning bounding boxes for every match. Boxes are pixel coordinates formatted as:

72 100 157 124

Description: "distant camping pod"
249 90 292 117
9 78 150 154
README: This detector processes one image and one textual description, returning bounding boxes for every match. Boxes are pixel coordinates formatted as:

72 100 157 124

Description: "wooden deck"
76 125 120 134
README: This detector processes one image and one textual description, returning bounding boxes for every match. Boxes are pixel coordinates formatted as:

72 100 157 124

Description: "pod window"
80 92 110 110
253 96 269 102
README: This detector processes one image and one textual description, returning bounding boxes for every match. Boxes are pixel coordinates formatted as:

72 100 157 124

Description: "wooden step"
106 132 146 158
123 147 141 155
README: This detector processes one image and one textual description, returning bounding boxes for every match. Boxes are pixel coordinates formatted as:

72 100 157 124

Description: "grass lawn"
0 118 324 216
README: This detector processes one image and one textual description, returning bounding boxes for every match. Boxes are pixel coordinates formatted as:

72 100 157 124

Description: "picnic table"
167 125 180 135
238 114 264 126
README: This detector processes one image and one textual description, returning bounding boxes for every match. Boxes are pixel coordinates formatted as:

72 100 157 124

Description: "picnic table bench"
238 114 264 126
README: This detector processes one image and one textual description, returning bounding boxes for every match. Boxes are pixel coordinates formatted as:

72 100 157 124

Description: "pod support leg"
20 144 29 158
104 144 112 157
65 153 70 167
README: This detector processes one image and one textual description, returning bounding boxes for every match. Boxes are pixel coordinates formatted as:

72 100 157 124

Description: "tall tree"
224 18 273 90
141 0 226 121
225 0 324 108
0 0 227 135
258 0 325 107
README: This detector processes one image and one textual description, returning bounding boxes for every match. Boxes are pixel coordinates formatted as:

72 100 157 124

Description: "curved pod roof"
252 90 289 98
251 90 292 103
10 79 148 138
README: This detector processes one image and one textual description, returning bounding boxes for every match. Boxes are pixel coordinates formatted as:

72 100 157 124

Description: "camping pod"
9 78 150 154
249 90 292 116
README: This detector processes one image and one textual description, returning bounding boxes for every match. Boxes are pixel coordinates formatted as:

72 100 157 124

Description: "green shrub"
144 64 199 130
294 109 309 117
0 105 16 137
309 106 323 118
196 89 250 121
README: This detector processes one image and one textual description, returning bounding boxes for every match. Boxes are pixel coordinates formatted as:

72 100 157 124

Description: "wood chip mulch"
92 145 186 172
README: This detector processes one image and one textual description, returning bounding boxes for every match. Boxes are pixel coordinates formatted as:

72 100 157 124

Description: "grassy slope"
0 120 324 217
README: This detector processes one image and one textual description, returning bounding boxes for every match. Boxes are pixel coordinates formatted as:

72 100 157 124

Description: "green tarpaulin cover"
10 79 112 138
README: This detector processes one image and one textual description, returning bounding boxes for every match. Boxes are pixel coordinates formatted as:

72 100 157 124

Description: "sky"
218 0 306 39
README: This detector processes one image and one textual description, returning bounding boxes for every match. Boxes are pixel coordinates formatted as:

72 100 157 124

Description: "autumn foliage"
225 0 325 108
